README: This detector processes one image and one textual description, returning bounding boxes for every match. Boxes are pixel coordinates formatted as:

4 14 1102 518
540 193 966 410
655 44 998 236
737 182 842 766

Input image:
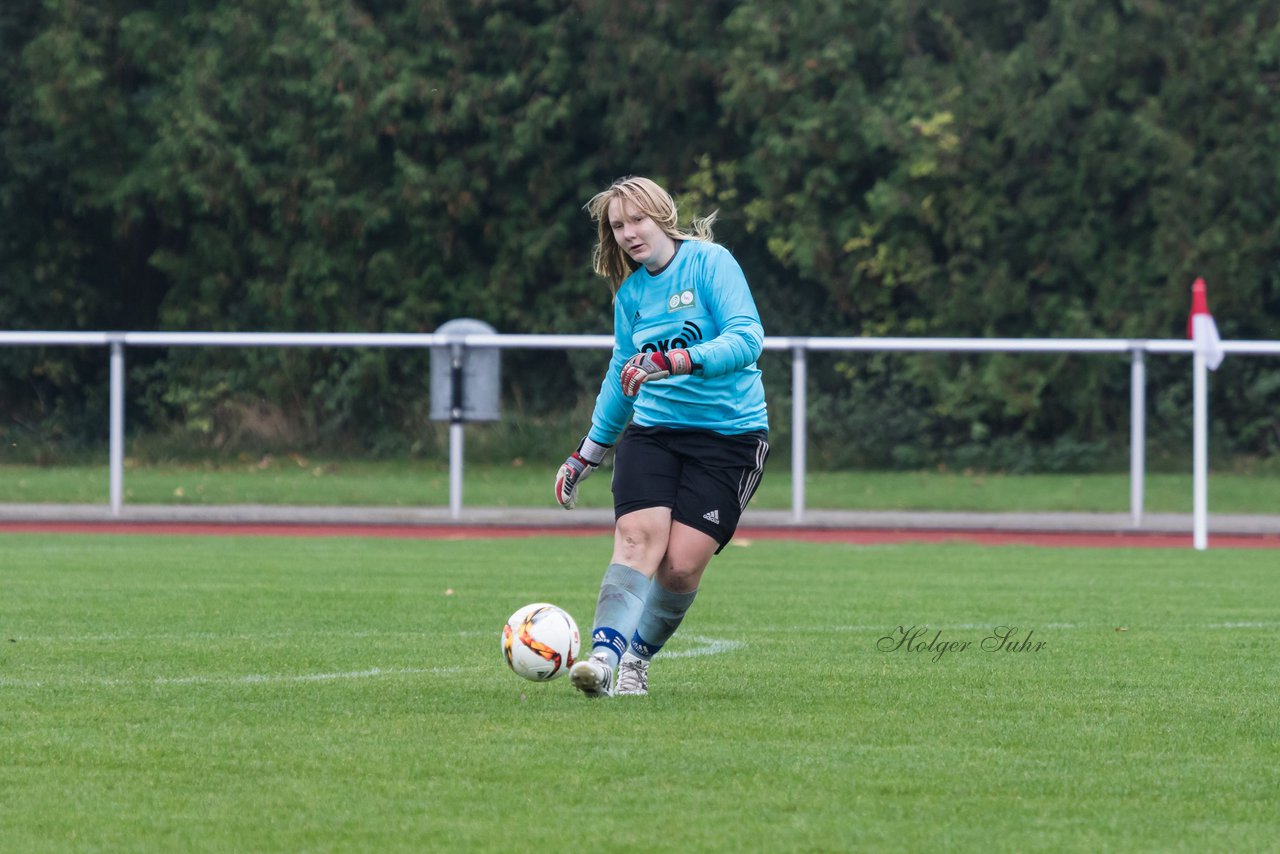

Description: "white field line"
6 630 427 643
0 635 749 689
5 623 1275 689
713 621 1280 633
0 665 461 690
154 666 455 685
12 628 743 643
9 622 1279 646
661 635 746 659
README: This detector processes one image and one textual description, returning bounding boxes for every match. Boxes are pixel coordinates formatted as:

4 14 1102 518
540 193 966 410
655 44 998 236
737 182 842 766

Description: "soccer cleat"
614 657 649 696
569 653 614 699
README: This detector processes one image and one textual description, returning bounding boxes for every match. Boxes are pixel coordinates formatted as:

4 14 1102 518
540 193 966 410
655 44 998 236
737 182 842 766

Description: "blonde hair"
585 176 717 292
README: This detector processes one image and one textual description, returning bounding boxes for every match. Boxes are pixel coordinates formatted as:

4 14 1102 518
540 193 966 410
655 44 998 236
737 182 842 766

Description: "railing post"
791 343 807 523
449 341 465 519
1192 351 1209 550
109 338 125 516
1129 347 1146 527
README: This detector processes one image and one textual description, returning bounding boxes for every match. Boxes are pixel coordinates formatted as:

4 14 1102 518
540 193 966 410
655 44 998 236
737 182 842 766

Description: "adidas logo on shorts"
703 509 720 525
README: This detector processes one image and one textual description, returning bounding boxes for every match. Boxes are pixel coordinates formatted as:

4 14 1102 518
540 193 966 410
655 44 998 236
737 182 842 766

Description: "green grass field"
2 532 1277 851
3 459 1279 513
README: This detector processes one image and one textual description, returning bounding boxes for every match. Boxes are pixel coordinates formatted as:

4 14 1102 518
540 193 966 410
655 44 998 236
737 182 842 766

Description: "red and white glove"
554 437 611 510
620 348 693 396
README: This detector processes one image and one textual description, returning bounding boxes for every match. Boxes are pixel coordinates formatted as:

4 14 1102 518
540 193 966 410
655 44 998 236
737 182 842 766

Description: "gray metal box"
429 318 501 422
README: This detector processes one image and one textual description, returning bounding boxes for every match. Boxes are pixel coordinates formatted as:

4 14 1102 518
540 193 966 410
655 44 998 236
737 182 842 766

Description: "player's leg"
571 508 672 697
653 522 719 592
571 428 678 699
624 523 716 664
586 507 672 665
618 430 769 696
616 523 717 696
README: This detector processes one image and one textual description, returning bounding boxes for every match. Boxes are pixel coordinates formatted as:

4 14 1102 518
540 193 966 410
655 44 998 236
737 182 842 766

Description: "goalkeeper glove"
554 437 611 510
619 348 693 397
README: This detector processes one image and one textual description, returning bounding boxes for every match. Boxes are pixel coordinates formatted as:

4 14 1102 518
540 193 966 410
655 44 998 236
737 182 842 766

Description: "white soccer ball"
501 603 581 681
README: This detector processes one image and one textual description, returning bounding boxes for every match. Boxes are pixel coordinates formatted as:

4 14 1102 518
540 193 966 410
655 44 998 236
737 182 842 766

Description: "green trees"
718 0 1280 468
2 0 1277 467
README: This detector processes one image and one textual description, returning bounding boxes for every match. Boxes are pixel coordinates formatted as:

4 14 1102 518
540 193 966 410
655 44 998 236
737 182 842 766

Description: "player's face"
608 197 676 272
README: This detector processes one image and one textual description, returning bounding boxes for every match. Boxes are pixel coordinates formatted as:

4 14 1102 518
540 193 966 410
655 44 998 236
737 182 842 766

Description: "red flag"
1187 278 1224 371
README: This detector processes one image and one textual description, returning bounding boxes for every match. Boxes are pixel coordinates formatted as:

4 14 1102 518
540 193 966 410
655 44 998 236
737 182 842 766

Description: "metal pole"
449 422 464 519
449 343 465 519
109 340 125 516
1129 348 1146 527
791 344 807 523
1192 352 1209 550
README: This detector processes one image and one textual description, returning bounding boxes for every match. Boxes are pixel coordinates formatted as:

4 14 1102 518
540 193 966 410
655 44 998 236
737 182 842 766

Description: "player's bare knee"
616 516 658 545
657 560 704 594
613 541 646 567
613 521 662 567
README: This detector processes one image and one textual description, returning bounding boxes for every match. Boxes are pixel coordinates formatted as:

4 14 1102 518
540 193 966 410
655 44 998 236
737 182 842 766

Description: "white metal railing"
3 331 1278 544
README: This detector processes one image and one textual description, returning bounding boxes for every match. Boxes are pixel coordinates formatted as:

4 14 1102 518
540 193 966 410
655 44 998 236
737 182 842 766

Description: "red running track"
1 520 1277 549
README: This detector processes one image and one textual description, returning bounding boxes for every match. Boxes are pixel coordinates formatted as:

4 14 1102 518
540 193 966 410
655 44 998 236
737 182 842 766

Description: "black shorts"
612 425 770 553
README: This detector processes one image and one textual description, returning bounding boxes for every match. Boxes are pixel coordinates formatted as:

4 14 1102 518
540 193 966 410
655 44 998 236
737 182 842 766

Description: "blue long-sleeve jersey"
587 240 769 445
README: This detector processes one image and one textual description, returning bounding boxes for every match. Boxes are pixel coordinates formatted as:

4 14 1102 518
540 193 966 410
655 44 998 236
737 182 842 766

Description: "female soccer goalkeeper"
554 175 769 698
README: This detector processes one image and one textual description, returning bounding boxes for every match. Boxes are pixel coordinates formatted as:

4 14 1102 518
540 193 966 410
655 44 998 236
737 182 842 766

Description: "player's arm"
684 248 764 377
619 348 693 396
618 248 761 395
554 435 611 510
592 294 641 431
555 299 634 507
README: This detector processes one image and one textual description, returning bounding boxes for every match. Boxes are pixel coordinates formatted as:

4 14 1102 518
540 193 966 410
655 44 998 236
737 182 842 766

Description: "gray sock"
630 583 698 661
589 563 651 669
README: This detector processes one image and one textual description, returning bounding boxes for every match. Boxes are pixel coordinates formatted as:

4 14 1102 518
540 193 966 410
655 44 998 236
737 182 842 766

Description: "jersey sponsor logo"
640 320 703 355
667 289 696 312
703 509 720 525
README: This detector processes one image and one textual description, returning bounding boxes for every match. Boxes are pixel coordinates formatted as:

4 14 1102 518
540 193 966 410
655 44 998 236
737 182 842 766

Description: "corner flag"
1187 277 1224 370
